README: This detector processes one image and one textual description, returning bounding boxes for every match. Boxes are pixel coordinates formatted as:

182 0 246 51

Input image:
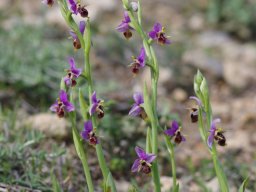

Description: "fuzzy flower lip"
69 21 86 49
131 146 156 174
89 91 104 118
130 47 146 74
148 22 171 45
64 57 82 87
50 90 75 117
164 120 186 144
207 118 223 149
42 0 54 7
81 120 98 145
128 92 144 117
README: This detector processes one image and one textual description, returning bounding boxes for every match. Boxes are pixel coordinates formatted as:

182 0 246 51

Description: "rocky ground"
0 0 256 191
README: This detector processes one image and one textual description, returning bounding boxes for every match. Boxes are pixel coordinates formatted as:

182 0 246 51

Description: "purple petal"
145 154 156 163
135 146 146 159
63 101 75 112
50 101 58 112
164 128 176 137
164 38 171 45
164 121 179 137
59 90 68 103
79 21 86 34
68 57 82 77
133 92 144 105
69 31 78 40
81 130 90 140
69 57 76 69
137 47 146 67
84 120 93 132
128 105 141 117
68 0 78 14
124 11 131 23
182 135 186 142
72 68 82 77
189 96 202 107
116 22 130 32
211 118 221 131
153 22 162 33
89 103 98 116
64 76 71 86
91 91 98 103
148 31 157 39
207 131 215 149
131 159 140 172
171 120 179 131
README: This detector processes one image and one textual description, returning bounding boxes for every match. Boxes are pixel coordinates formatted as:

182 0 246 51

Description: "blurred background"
0 0 256 191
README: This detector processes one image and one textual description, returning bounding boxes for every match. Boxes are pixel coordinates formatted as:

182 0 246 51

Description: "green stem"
165 137 177 191
211 145 229 192
72 127 94 192
124 5 161 192
69 95 94 192
84 19 117 191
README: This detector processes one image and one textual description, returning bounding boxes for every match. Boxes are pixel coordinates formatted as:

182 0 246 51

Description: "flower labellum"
128 92 147 120
50 90 75 118
164 120 186 144
89 91 104 119
131 146 156 174
129 47 146 74
64 57 82 87
188 96 203 123
148 22 171 45
207 118 226 149
116 12 134 40
81 120 98 145
42 0 54 7
69 21 86 50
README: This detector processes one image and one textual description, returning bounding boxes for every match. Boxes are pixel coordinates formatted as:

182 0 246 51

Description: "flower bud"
130 2 138 12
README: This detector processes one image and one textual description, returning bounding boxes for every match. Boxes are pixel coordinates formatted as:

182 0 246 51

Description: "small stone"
172 88 187 102
24 113 69 139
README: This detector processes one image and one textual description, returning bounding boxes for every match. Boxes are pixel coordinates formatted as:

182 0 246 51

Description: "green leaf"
60 77 66 90
51 171 62 192
104 172 117 192
143 83 154 122
238 177 249 192
173 183 179 192
146 127 152 153
72 128 82 159
79 89 89 120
